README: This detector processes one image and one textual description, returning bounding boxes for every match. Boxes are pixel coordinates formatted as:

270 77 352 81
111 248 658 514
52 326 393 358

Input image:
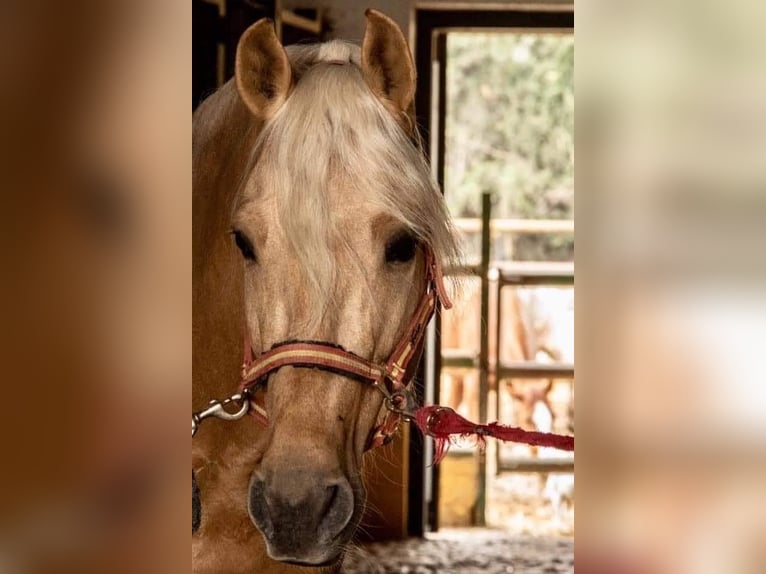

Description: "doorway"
413 5 574 535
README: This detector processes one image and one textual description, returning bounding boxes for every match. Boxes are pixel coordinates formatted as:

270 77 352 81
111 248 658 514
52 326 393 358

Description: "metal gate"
437 192 574 526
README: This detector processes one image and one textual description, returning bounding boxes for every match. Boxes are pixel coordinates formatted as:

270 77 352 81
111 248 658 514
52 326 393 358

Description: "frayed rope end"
413 405 574 464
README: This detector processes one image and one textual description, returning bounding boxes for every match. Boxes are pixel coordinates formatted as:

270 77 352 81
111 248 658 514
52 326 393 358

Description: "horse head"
193 10 458 569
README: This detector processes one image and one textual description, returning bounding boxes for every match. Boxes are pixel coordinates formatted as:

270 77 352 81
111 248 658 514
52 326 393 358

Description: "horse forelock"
235 40 460 327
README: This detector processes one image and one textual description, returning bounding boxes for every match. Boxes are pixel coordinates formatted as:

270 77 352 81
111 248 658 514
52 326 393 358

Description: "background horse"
192 11 458 573
441 284 574 441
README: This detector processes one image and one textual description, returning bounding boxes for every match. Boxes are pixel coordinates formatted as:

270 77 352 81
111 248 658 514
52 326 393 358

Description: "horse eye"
231 229 257 262
385 231 418 264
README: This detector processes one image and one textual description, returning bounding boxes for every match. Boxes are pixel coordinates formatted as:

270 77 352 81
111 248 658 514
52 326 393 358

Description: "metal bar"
496 264 574 286
453 218 574 234
494 274 504 476
444 264 482 276
423 319 437 530
496 261 573 272
497 459 575 473
498 274 573 286
474 192 491 527
449 262 573 280
416 1 574 13
441 354 479 369
424 31 449 536
498 362 575 379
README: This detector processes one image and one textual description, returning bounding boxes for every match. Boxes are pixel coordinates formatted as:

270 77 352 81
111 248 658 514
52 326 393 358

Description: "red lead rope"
412 405 574 464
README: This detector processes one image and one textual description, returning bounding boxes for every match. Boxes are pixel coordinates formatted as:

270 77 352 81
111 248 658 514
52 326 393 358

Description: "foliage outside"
445 33 574 262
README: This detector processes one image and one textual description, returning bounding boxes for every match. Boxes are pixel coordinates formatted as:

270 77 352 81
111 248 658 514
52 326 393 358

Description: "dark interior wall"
280 0 573 44
193 0 220 109
192 0 415 110
194 0 358 109
192 0 276 110
281 0 411 42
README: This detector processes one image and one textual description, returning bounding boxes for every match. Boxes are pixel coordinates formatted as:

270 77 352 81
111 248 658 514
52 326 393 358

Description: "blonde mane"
235 40 460 319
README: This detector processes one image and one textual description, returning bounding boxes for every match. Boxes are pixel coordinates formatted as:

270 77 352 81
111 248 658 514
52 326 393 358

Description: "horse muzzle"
248 466 355 565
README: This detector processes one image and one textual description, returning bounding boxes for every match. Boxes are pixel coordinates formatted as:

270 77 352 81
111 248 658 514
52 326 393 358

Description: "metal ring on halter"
384 389 416 421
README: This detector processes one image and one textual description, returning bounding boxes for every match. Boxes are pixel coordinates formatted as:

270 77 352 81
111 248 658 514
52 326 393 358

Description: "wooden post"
474 192 492 526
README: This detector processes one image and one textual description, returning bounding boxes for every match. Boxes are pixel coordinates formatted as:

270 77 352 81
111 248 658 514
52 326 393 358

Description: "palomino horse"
193 11 458 573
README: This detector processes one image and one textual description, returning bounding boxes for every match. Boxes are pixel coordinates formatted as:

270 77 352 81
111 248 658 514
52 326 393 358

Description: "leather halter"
238 247 452 450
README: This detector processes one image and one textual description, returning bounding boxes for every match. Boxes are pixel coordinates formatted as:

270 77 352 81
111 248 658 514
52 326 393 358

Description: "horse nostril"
248 475 275 538
317 479 354 539
321 484 339 518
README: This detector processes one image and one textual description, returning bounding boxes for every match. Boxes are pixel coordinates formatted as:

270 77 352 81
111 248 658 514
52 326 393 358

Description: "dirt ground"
342 528 574 573
343 442 575 573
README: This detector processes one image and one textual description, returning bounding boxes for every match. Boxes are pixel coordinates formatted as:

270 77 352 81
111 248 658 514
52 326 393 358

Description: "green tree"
445 33 574 261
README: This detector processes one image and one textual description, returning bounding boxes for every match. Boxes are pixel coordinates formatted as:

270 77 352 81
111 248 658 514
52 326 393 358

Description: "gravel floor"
342 529 574 574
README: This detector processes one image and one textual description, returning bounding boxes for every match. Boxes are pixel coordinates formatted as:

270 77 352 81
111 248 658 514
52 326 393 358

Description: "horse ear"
361 9 416 115
235 19 292 119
